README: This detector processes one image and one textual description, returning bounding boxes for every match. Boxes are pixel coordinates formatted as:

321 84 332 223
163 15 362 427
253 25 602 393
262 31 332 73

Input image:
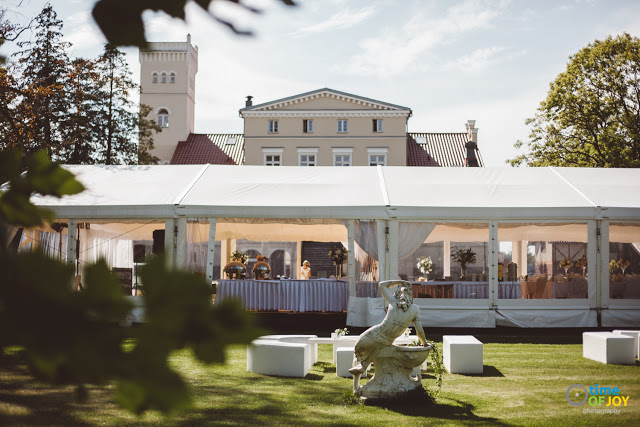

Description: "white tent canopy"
28 165 640 329
32 165 640 221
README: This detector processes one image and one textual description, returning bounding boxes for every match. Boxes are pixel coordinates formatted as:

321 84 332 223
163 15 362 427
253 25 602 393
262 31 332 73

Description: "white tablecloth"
216 279 348 312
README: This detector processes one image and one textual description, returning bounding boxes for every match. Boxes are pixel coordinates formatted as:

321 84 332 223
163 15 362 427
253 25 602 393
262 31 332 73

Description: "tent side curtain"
354 220 378 281
399 222 436 260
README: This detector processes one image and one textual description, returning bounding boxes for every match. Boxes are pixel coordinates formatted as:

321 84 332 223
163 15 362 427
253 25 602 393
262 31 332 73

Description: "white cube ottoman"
443 335 483 374
247 339 310 377
336 346 367 378
612 330 640 358
582 332 634 365
333 336 359 363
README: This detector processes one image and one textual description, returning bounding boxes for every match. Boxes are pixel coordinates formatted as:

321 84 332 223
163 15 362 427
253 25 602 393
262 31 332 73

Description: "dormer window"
157 108 169 128
170 72 176 83
152 72 158 83
161 72 167 83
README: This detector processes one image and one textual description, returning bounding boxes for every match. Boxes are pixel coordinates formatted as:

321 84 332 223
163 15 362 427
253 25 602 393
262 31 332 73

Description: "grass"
1 333 639 426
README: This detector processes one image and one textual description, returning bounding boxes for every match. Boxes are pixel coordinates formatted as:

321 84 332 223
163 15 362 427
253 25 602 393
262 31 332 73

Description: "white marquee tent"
26 164 640 328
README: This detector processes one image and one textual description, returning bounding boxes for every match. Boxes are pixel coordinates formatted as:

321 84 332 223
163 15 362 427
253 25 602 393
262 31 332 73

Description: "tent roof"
30 165 640 221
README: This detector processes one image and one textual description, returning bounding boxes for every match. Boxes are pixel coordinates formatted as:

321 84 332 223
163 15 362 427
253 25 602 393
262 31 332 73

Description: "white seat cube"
443 335 483 374
333 336 359 363
583 332 634 365
257 334 318 368
336 346 366 378
247 339 310 377
612 330 640 358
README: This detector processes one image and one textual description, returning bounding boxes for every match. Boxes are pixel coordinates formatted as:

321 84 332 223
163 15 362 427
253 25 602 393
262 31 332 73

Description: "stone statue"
349 280 430 398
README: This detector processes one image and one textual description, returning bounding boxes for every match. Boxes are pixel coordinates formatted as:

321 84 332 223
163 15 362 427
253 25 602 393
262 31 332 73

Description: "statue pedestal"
359 345 431 399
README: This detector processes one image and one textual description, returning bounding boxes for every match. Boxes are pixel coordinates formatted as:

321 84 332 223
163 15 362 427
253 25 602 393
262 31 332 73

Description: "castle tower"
139 34 198 163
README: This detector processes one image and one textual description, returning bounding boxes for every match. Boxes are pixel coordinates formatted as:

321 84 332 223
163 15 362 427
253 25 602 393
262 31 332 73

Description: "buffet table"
216 279 348 312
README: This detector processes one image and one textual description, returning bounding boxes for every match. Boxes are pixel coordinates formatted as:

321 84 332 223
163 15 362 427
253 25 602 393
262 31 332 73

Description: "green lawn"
1 336 639 426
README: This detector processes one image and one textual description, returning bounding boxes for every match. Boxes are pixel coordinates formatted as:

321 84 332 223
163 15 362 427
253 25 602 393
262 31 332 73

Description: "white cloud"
290 5 377 37
339 0 511 78
447 46 527 72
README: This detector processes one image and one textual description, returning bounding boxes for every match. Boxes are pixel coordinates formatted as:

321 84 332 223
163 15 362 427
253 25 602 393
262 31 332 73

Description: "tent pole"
164 219 176 269
347 220 355 297
67 219 77 288
176 218 187 270
377 220 386 281
206 219 217 285
489 220 498 308
388 221 399 280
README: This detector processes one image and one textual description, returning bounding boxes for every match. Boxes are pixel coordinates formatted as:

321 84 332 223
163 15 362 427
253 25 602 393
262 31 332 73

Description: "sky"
4 0 640 166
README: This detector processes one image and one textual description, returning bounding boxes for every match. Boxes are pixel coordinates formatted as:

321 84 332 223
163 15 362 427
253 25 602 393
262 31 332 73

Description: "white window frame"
268 120 279 134
152 72 158 83
263 148 283 166
170 72 176 83
297 147 319 166
373 119 383 133
303 119 313 133
332 147 353 166
157 108 169 128
368 147 388 166
161 72 167 83
337 119 348 133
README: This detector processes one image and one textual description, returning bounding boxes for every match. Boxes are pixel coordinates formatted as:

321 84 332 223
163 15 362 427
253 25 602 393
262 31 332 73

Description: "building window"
299 154 316 166
297 147 319 166
170 72 176 83
268 120 279 133
152 72 158 83
334 154 351 166
332 147 353 166
368 147 388 166
157 108 169 128
161 72 167 83
303 119 313 133
265 155 281 166
372 119 383 132
263 148 283 166
337 119 348 133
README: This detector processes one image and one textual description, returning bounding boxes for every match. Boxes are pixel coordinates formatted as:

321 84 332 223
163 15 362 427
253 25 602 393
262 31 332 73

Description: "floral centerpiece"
416 256 433 280
559 258 573 276
332 328 349 338
575 256 587 276
451 247 476 279
617 258 630 276
230 250 248 264
328 245 348 277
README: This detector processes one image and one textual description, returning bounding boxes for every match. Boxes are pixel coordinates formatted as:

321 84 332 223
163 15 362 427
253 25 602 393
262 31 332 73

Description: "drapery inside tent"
399 222 436 260
354 221 378 281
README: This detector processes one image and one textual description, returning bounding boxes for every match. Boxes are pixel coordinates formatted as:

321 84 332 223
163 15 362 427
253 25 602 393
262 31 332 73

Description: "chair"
534 277 546 299
569 276 588 298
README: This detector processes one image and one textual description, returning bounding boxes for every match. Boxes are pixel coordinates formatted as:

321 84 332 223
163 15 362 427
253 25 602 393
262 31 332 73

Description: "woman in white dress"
300 260 311 280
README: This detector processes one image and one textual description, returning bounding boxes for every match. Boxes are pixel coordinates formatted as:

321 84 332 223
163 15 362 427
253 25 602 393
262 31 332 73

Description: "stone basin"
358 344 432 399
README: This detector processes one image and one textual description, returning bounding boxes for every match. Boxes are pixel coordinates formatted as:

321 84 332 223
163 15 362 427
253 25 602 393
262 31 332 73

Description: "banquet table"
216 279 348 312
356 281 521 299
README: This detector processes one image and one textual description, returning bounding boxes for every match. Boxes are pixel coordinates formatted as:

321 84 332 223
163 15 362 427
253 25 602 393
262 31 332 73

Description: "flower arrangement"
416 256 433 278
451 247 476 278
333 328 349 337
403 327 412 337
559 258 573 276
230 250 248 264
609 259 619 274
328 245 348 264
617 258 630 276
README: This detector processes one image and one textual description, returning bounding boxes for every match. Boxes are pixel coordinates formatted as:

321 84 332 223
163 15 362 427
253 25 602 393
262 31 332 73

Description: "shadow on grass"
462 365 504 377
304 373 324 381
363 390 509 426
312 361 336 374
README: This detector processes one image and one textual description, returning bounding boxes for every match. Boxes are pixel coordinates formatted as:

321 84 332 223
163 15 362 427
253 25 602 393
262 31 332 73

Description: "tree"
508 33 640 168
13 5 71 160
93 43 159 165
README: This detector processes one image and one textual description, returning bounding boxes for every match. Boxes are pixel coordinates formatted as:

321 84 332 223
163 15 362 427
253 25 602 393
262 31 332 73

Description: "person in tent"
300 260 311 280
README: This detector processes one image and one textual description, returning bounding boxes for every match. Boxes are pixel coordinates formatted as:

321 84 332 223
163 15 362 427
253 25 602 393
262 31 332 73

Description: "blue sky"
4 0 640 166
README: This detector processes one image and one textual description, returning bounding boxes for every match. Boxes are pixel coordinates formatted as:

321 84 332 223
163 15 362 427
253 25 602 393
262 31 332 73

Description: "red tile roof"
170 133 245 165
407 133 484 167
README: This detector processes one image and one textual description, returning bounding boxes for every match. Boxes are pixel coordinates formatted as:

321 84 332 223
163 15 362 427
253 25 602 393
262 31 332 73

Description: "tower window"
152 72 158 83
170 72 176 83
161 72 167 83
158 108 169 128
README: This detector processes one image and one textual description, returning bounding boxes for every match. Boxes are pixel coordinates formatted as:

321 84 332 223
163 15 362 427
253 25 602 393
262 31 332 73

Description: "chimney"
465 119 478 143
465 140 479 167
187 33 191 44
245 95 253 108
